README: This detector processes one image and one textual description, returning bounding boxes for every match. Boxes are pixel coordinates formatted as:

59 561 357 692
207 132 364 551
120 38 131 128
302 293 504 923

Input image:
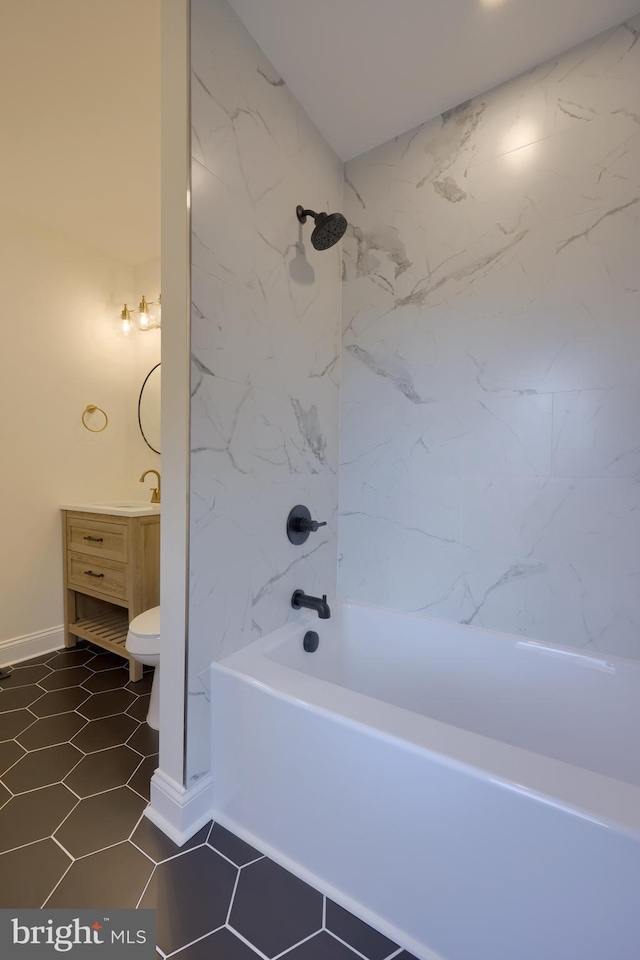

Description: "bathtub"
210 601 640 960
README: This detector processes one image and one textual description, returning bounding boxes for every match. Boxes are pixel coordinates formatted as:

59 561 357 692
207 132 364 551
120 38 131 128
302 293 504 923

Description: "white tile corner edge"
211 809 444 960
0 625 64 667
147 768 214 847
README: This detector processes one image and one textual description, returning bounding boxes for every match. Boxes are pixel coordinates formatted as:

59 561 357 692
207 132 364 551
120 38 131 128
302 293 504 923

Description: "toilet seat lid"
129 606 160 640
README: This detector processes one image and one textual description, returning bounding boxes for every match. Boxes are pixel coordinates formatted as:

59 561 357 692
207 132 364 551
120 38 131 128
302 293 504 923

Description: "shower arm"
296 206 318 223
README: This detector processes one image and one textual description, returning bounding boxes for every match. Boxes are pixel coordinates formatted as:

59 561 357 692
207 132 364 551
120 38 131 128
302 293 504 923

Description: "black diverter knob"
286 505 327 545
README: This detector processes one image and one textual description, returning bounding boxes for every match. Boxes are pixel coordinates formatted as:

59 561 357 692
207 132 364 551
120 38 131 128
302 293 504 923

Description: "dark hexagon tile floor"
229 857 323 957
0 647 405 960
17 711 87 750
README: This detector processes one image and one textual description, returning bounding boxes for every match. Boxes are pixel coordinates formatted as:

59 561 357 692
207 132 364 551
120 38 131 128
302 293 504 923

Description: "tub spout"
291 590 331 619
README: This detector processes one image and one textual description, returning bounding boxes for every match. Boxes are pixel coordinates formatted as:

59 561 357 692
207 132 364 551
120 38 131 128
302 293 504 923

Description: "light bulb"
117 303 137 339
148 294 161 329
134 294 154 332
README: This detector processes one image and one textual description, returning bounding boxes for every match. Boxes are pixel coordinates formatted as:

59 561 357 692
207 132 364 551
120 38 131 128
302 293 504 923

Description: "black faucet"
291 590 331 619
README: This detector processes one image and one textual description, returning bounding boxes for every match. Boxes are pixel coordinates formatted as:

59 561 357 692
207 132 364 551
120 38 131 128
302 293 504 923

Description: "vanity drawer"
67 553 127 600
66 517 128 562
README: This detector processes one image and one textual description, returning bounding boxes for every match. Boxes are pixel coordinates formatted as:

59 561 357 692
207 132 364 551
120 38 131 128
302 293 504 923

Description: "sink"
60 501 160 517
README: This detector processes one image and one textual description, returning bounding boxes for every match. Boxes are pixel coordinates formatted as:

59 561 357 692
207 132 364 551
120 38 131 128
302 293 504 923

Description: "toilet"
126 606 160 730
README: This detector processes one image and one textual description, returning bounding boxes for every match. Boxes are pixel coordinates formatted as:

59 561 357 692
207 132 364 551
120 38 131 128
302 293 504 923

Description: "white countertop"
60 501 160 518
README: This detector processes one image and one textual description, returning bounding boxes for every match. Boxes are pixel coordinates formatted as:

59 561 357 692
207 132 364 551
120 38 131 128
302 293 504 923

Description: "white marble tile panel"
342 300 465 407
552 386 640 479
191 0 300 202
340 471 461 547
185 669 212 788
188 560 252 673
341 17 640 234
549 560 640 659
463 105 640 236
418 395 552 478
339 11 640 660
253 382 338 478
190 372 254 476
461 17 640 169
463 477 640 571
462 478 570 559
362 200 640 324
338 525 392 608
191 264 266 387
190 473 262 577
452 549 549 641
463 294 640 398
191 159 258 283
383 538 549 641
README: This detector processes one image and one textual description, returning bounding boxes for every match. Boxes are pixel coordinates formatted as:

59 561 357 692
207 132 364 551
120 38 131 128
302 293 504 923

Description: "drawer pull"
84 570 105 579
83 536 104 542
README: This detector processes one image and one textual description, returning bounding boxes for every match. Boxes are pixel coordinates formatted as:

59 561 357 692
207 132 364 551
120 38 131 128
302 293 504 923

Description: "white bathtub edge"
212 808 446 960
213 654 640 842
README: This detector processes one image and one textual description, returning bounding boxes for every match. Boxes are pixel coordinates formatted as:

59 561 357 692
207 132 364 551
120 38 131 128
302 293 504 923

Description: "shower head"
296 205 348 251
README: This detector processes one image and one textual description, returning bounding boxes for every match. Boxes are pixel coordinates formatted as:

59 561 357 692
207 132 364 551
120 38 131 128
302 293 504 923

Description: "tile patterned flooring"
0 645 416 960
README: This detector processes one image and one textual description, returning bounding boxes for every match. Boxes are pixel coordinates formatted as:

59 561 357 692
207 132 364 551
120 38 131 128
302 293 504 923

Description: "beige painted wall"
0 204 160 646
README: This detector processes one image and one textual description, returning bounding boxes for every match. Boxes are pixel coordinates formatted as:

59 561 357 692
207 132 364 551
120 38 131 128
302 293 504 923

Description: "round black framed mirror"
138 363 161 455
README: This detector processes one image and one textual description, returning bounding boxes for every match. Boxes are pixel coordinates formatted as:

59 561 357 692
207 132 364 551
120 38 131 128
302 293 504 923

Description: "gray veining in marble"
340 13 640 660
187 0 342 785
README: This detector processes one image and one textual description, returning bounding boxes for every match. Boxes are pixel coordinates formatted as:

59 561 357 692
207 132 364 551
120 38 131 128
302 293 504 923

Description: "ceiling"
0 0 160 265
229 0 640 160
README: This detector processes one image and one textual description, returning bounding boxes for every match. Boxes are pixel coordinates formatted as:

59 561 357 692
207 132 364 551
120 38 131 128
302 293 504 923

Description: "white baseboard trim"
211 810 442 960
0 625 64 667
146 769 214 846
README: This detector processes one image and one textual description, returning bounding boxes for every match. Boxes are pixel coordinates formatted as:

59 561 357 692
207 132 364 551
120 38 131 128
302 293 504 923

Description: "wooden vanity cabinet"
62 510 160 681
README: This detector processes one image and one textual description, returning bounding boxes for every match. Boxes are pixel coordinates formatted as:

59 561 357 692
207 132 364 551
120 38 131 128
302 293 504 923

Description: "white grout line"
13 737 85 756
322 896 327 928
0 742 27 779
132 836 211 868
325 928 375 960
136 863 157 908
206 843 253 871
1 774 83 800
129 839 160 866
225 869 241 925
63 782 84 801
73 837 136 862
226 925 270 960
42 858 75 908
128 782 151 803
128 806 149 840
51 834 75 862
29 697 91 719
47 795 82 842
163 924 226 958
272 929 323 959
385 949 405 959
0 835 56 858
126 742 148 760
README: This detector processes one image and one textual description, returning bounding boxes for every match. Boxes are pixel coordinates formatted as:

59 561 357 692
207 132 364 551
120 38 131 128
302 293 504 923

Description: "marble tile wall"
187 0 342 784
340 16 640 659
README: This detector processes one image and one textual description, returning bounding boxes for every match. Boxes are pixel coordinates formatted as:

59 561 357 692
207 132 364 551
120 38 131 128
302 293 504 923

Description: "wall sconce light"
117 303 136 339
116 294 161 337
134 294 162 332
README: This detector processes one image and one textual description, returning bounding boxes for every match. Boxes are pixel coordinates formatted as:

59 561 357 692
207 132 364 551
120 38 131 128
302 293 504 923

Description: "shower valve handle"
287 505 327 545
296 518 326 534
